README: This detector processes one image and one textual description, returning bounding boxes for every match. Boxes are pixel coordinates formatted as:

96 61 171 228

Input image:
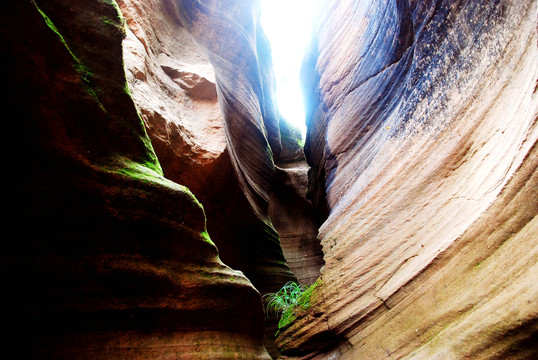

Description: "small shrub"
263 281 307 320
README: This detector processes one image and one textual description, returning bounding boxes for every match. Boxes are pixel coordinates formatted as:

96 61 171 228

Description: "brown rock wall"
269 121 324 286
269 162 323 287
4 0 271 358
117 0 296 300
118 0 226 198
279 0 537 358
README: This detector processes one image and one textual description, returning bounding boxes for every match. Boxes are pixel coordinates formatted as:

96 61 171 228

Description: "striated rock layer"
270 121 325 286
117 0 296 298
117 2 301 355
279 0 538 358
4 0 271 358
175 0 281 220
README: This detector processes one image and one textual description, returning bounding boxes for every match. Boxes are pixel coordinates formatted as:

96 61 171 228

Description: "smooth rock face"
175 0 281 220
118 0 226 195
279 0 538 358
118 0 296 300
4 0 270 358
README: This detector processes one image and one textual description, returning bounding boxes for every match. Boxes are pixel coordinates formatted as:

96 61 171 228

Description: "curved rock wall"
8 0 534 358
118 0 227 196
279 0 537 358
117 0 296 299
269 161 324 287
175 0 280 220
5 0 271 358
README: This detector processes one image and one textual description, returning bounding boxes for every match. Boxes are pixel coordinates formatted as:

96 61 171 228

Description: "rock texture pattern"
176 0 281 219
117 0 296 299
279 0 538 358
118 2 302 356
270 122 325 286
4 0 272 358
118 0 226 198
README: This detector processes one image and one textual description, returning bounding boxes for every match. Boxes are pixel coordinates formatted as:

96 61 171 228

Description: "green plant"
264 279 323 334
263 281 307 319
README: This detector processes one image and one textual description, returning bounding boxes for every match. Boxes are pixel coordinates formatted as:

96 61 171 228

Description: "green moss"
200 231 216 247
99 158 166 199
107 157 207 215
101 16 126 36
34 1 162 178
102 156 211 232
139 132 162 174
33 1 106 111
33 2 74 58
296 278 321 308
278 311 297 330
100 0 118 6
124 81 133 96
99 0 127 38
264 279 323 334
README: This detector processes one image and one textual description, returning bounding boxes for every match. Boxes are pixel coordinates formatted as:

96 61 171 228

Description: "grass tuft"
263 281 307 320
263 280 322 333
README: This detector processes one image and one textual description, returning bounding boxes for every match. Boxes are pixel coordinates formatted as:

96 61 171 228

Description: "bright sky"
259 0 323 138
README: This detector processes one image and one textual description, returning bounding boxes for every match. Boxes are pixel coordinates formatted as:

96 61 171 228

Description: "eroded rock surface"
7 0 534 358
118 0 226 196
5 0 270 358
279 0 538 358
118 0 296 301
270 121 324 286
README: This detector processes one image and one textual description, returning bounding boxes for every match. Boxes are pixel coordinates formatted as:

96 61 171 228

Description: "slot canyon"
4 0 537 359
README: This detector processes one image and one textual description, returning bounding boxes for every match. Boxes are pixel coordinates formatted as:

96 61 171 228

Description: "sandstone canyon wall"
116 0 322 355
117 0 299 296
4 0 301 358
278 0 537 359
5 0 537 359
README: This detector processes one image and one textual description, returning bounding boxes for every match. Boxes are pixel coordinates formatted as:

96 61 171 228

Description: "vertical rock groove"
170 0 296 296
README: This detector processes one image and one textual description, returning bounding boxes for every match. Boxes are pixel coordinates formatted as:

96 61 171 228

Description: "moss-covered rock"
4 1 270 358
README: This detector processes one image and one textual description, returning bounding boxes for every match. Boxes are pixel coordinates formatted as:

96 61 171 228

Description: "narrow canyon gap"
4 0 537 360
